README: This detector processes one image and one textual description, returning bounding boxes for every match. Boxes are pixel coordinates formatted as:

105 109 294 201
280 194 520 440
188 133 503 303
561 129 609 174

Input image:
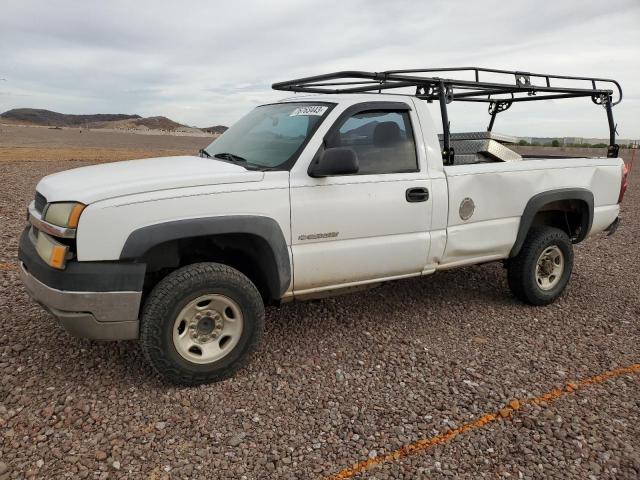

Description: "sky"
1 0 639 139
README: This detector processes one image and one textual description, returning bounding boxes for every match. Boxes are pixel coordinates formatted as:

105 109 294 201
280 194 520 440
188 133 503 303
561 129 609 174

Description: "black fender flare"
509 188 594 258
120 215 291 297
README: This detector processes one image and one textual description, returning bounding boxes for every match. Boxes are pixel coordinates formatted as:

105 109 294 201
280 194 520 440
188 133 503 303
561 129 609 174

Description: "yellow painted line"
0 262 17 271
327 363 640 479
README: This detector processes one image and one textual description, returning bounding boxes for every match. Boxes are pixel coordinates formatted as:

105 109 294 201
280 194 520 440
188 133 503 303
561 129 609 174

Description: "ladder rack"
272 67 623 163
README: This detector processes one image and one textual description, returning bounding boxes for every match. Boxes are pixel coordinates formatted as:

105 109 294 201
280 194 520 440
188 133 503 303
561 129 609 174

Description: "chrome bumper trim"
19 262 141 323
28 202 76 239
48 309 139 341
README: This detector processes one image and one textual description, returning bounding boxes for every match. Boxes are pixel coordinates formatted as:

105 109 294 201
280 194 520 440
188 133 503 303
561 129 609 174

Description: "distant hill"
0 108 140 127
201 125 228 135
93 115 188 132
0 108 228 135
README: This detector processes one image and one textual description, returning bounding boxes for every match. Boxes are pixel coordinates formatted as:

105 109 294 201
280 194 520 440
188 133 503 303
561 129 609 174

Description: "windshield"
202 102 334 169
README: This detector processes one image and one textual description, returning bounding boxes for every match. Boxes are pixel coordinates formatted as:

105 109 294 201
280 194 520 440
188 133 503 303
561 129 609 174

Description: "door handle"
405 187 429 203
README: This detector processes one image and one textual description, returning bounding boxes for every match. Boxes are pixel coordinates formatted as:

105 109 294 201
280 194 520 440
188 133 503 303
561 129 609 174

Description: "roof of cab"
276 93 414 104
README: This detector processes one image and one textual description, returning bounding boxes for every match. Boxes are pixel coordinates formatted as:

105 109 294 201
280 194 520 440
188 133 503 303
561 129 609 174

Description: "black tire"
139 262 264 385
507 226 574 306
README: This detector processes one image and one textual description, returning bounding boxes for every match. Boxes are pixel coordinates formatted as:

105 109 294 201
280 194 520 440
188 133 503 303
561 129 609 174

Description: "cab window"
326 110 418 174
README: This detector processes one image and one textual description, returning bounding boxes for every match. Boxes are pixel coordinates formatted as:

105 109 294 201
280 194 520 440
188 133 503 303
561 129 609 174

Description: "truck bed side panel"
440 158 622 268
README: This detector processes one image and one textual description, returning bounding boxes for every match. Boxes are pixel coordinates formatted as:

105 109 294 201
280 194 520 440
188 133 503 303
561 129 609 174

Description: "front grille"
34 191 47 213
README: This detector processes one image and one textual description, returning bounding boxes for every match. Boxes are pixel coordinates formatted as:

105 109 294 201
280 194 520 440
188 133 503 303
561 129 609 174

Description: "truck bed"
438 156 622 268
438 132 610 165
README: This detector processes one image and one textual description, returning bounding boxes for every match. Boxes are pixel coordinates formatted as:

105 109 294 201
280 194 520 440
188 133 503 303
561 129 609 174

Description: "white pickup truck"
19 68 628 384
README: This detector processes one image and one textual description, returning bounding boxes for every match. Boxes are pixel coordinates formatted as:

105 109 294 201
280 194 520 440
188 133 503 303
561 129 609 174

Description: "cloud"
0 0 638 137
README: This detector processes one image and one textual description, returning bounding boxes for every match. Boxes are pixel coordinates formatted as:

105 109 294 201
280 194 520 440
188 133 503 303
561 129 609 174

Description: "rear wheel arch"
510 189 593 258
120 216 291 302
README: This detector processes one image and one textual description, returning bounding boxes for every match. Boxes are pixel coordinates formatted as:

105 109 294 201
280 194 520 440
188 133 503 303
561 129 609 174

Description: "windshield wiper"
212 152 265 171
199 148 212 158
214 152 248 163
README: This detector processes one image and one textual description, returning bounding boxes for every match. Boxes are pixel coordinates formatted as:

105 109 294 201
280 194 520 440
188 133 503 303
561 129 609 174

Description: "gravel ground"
0 137 638 479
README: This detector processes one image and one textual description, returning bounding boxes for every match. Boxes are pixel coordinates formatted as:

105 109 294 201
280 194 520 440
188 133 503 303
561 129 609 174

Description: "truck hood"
36 156 264 204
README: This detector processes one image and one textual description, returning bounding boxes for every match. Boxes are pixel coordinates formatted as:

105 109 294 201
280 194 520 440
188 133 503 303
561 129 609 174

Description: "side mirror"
308 147 359 177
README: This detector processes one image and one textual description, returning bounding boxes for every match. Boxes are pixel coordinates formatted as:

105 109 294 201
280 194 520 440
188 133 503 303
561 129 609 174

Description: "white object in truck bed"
438 131 522 164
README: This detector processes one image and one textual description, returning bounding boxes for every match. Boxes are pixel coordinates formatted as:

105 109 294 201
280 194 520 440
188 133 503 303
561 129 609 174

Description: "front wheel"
140 262 264 385
507 226 574 306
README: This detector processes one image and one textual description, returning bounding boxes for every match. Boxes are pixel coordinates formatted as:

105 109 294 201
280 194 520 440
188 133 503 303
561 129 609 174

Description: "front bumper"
20 263 141 340
18 227 145 340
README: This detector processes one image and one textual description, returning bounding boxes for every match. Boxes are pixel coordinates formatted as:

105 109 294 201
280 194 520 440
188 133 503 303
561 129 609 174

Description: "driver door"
289 101 432 294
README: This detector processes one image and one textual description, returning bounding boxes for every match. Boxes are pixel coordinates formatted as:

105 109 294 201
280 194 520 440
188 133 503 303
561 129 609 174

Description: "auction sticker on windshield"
290 105 328 116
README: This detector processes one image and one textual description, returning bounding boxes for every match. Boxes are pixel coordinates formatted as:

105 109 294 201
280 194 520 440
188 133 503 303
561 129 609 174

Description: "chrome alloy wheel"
535 245 564 291
172 294 243 364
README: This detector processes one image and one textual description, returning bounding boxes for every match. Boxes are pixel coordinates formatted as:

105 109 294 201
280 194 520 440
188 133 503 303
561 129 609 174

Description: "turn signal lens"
67 203 85 228
35 231 69 270
44 202 85 228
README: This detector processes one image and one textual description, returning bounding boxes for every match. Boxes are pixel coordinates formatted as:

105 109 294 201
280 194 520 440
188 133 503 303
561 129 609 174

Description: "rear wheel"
140 262 264 385
507 226 574 305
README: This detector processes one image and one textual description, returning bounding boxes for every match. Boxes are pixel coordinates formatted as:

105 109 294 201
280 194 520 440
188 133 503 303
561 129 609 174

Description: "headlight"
34 230 69 269
44 202 85 228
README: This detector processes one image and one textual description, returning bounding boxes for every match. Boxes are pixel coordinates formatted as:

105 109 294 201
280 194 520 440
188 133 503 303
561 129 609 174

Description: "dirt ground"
0 126 638 479
0 125 212 163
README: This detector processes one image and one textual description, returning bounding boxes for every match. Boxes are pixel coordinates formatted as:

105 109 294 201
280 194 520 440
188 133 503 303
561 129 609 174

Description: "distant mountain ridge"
92 115 186 131
0 108 227 134
0 108 140 127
